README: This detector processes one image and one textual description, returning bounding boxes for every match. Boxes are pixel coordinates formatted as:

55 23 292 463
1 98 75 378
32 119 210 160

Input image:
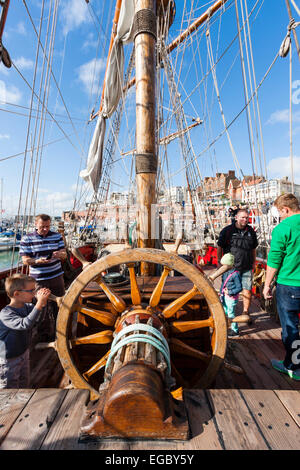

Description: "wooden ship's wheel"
55 248 227 439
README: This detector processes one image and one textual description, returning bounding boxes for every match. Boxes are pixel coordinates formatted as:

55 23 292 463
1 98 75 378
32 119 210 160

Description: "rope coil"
105 323 171 376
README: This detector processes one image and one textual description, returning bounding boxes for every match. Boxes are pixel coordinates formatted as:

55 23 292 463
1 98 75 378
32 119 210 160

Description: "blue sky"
0 0 300 217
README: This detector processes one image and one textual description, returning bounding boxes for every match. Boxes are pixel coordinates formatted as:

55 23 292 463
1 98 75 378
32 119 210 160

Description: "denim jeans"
240 270 253 291
276 283 300 371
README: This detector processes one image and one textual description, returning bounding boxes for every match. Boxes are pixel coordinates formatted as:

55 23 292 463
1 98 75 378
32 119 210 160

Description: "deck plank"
274 390 300 427
225 338 279 390
205 389 269 450
240 389 300 449
182 389 223 449
0 389 35 445
0 388 67 450
41 389 91 450
235 333 296 391
250 331 300 391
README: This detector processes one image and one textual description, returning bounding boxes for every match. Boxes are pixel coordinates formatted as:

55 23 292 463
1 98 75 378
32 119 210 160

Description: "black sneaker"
228 329 239 338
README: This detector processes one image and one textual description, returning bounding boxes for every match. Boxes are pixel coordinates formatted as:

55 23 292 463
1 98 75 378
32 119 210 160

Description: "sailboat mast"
134 0 157 275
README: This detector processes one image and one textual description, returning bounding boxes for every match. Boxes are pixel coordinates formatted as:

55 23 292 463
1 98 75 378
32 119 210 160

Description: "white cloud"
0 81 22 104
60 0 91 35
14 57 34 70
267 109 300 124
34 191 75 215
45 192 72 202
82 33 98 51
0 134 10 140
16 22 27 35
77 58 105 94
3 22 26 41
267 156 300 184
37 188 50 194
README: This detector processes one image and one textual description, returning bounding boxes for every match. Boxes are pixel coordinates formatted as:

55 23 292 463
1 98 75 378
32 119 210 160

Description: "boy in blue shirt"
0 274 50 388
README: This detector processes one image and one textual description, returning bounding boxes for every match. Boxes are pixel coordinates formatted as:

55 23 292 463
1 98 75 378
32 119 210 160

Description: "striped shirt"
19 230 65 281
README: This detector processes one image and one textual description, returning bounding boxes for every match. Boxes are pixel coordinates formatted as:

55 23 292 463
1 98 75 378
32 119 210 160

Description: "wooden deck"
1 272 300 450
0 387 299 450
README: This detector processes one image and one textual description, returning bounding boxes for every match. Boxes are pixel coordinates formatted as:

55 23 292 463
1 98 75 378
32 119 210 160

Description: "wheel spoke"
171 387 183 400
79 306 117 326
171 360 188 388
149 266 171 307
83 350 111 380
169 338 210 363
70 330 113 346
162 285 199 318
127 263 142 305
170 318 214 333
94 275 127 313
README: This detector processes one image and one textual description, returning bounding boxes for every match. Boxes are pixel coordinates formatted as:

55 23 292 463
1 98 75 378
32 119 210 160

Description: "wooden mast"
134 0 157 275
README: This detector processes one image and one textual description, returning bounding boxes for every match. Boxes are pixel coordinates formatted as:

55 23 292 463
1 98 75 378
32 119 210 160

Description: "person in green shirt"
263 193 300 380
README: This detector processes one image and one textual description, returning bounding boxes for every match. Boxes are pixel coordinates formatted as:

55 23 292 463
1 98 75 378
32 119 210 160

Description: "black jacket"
218 223 258 272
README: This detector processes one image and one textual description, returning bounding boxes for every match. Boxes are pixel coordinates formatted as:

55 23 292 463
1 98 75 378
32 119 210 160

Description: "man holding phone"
20 214 67 341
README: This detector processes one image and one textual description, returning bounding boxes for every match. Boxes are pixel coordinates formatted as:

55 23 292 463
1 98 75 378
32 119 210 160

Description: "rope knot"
288 17 296 31
280 17 300 58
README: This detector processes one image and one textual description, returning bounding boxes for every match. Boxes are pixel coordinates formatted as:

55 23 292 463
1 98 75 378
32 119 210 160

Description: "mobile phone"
46 252 53 260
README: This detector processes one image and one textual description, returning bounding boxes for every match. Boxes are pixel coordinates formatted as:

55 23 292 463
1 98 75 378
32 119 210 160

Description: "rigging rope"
11 0 46 273
290 0 300 16
169 50 279 181
278 16 300 193
289 42 294 193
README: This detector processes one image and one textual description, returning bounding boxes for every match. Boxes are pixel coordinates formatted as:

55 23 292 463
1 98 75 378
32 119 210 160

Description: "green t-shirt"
267 213 300 286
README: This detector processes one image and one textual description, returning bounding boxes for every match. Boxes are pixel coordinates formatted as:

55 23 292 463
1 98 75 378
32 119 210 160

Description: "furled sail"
80 0 135 193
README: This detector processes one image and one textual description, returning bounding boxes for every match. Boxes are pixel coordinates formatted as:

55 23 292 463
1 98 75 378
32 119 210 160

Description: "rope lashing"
104 323 171 376
279 18 300 57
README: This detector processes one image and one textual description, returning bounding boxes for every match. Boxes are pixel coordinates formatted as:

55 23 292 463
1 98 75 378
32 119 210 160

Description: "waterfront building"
241 177 300 203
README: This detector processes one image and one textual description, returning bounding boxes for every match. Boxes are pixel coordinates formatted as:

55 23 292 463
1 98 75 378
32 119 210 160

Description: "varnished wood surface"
0 387 299 450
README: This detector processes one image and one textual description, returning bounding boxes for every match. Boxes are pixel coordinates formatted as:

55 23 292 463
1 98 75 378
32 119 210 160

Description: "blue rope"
111 323 170 353
105 323 171 375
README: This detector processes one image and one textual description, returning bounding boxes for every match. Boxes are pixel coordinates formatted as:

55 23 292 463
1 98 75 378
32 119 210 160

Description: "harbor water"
0 250 19 271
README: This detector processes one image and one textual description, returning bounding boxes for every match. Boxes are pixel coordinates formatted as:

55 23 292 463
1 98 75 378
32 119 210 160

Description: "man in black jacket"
217 209 258 325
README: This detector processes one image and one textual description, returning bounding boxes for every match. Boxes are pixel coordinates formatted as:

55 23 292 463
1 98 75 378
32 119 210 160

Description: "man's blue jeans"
276 283 300 371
